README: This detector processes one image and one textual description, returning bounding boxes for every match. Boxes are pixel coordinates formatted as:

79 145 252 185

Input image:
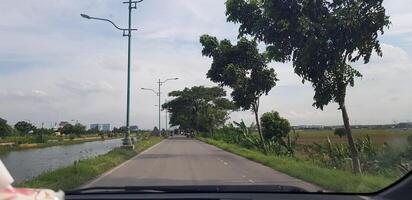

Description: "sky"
0 0 411 129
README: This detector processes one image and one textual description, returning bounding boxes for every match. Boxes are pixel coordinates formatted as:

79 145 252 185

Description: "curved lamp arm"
80 14 137 31
141 88 159 96
160 77 179 85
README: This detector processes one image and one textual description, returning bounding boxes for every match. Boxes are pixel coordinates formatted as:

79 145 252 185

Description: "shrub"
69 134 75 140
35 134 49 143
334 128 347 138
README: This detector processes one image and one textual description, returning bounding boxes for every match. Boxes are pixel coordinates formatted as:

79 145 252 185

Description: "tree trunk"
253 104 268 154
340 103 362 174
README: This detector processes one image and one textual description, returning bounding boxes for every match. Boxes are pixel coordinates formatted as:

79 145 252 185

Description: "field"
203 126 412 191
292 128 412 145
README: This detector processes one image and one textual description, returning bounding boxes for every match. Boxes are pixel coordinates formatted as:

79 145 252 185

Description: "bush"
35 134 49 143
69 134 75 140
334 128 347 138
260 111 291 140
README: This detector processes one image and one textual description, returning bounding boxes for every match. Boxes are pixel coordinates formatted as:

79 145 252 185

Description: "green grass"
15 136 163 191
292 129 412 144
198 137 394 193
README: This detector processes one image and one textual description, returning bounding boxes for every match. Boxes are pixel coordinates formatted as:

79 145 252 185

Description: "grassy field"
292 129 412 144
198 137 394 193
15 136 163 191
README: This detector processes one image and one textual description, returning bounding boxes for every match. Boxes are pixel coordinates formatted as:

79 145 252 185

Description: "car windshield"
0 0 411 194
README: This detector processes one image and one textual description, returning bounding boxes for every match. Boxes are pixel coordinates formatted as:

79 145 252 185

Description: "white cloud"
57 80 115 96
0 0 411 129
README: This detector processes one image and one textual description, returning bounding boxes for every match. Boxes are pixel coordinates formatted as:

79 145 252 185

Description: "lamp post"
165 107 168 131
80 0 143 148
141 77 178 134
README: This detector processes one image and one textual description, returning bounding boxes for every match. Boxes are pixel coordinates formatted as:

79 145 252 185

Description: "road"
83 136 321 191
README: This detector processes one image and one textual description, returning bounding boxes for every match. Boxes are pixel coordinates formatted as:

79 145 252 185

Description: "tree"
260 111 292 153
334 128 347 138
152 126 159 135
162 86 234 133
261 111 291 140
200 35 278 153
225 0 390 173
59 121 70 127
59 123 86 136
72 123 86 136
14 121 36 135
0 118 12 137
59 123 74 135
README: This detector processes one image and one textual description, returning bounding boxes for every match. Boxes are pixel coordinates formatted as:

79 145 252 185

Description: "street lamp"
165 99 169 131
80 0 143 148
141 77 178 134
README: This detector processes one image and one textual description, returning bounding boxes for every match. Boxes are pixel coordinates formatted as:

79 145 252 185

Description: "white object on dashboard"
0 159 13 190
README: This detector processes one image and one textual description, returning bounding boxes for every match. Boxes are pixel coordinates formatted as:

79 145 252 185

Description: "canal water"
0 138 123 183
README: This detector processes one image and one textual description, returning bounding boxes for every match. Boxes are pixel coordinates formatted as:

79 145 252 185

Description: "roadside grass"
198 137 394 193
15 136 163 191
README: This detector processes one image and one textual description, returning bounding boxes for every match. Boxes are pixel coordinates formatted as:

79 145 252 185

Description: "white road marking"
81 139 166 188
241 175 246 178
248 179 255 183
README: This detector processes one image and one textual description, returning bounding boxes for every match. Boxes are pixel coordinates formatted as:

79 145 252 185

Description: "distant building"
90 124 99 130
89 123 111 132
130 125 139 131
101 124 111 132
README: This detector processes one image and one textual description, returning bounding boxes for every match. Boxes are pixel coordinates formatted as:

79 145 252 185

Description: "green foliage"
226 1 390 107
225 0 390 172
59 123 86 136
301 135 412 178
152 126 159 135
35 133 49 143
69 134 75 140
200 35 278 153
0 117 13 137
162 86 234 132
260 111 291 140
199 137 393 193
14 121 36 135
200 35 278 111
334 128 347 138
260 111 295 155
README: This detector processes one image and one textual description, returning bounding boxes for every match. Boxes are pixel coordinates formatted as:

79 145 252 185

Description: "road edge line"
80 139 166 188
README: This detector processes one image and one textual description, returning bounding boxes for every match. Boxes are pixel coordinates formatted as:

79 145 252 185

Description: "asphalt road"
83 136 321 191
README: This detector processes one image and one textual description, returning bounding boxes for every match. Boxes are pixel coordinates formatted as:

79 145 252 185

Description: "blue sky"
0 0 411 129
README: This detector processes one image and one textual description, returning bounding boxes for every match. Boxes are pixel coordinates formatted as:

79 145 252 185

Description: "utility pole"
81 0 143 148
165 100 168 131
158 79 161 133
141 78 178 135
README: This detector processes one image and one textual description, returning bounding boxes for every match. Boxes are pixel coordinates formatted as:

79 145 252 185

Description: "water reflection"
0 139 122 183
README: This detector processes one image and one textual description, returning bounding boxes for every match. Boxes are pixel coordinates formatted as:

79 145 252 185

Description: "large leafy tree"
14 121 36 135
200 35 278 153
226 0 390 173
0 118 12 137
162 86 234 133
